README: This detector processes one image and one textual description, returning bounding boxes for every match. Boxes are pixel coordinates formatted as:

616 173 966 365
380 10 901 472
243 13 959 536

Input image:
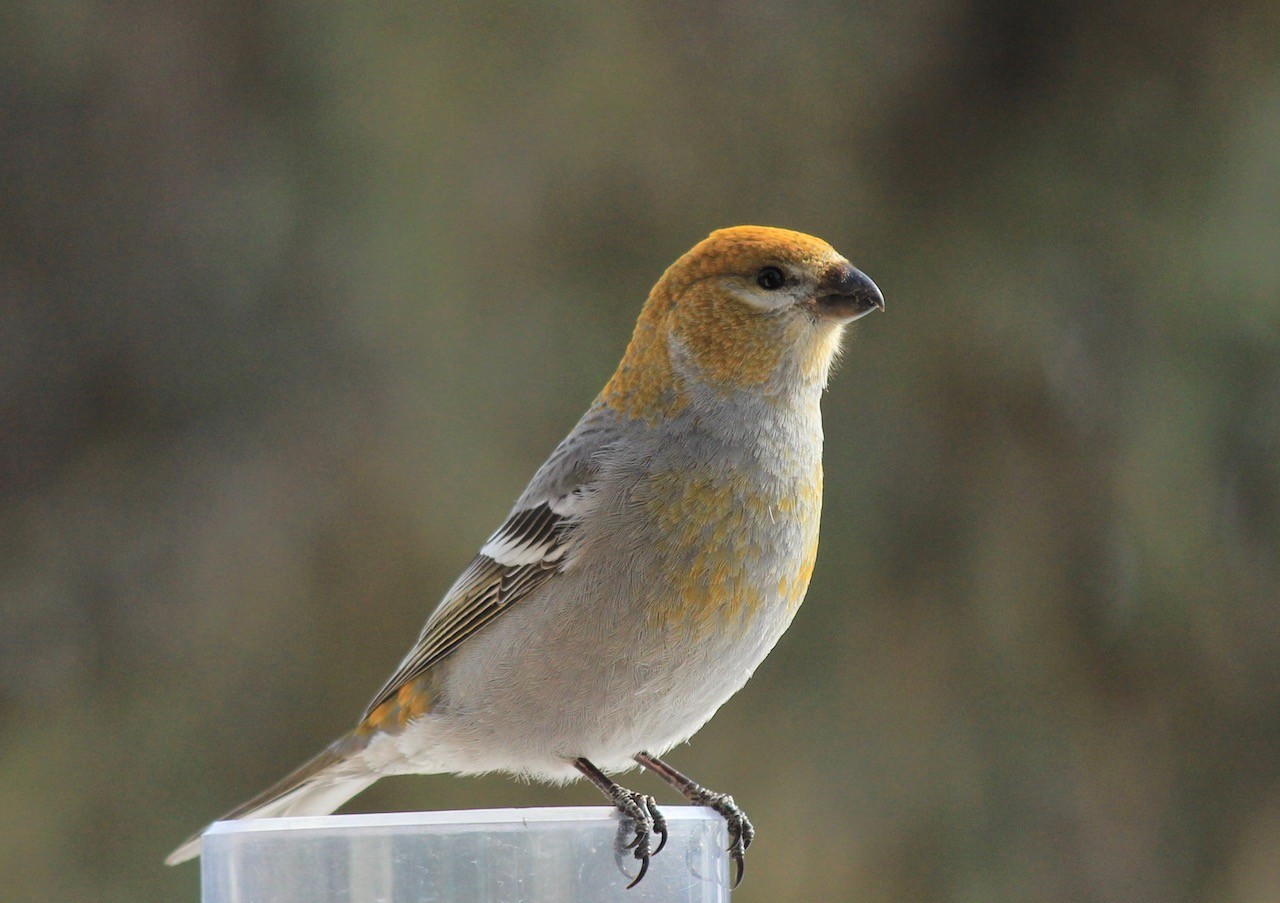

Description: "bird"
166 225 883 887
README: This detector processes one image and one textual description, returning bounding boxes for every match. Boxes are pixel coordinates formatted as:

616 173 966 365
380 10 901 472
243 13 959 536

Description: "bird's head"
602 226 882 421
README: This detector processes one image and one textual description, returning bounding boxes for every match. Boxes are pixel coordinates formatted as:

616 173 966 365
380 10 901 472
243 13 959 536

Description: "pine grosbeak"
168 225 883 885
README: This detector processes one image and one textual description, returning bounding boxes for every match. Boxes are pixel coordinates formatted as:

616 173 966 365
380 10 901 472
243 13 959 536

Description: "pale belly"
360 517 819 778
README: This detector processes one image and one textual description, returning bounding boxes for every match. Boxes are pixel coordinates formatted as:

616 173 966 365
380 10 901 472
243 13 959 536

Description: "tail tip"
165 836 202 866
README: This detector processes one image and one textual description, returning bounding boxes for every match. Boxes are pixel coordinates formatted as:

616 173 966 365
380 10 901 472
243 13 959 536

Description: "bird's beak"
812 263 884 321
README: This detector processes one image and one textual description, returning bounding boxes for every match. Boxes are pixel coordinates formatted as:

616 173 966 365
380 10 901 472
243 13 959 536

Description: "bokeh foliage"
2 2 1279 901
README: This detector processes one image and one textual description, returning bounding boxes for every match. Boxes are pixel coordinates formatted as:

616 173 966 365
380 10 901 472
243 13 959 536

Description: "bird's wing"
361 406 617 721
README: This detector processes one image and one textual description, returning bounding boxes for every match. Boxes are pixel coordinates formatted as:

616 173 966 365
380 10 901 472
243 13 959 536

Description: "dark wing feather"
361 502 577 719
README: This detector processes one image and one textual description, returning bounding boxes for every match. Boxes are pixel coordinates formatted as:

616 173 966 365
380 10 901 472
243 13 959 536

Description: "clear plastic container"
200 806 730 903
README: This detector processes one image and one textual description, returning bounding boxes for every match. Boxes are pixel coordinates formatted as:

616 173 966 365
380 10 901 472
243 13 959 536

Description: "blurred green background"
3 2 1279 901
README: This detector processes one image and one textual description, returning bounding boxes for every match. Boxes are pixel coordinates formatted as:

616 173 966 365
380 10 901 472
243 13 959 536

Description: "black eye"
756 266 785 291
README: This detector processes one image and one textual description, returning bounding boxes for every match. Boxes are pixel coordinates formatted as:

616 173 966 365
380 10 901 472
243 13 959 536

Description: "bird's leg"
634 751 753 887
572 757 668 888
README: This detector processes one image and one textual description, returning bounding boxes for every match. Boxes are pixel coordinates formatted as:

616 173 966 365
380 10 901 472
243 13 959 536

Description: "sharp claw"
704 795 751 883
725 821 743 853
646 798 669 856
626 853 650 889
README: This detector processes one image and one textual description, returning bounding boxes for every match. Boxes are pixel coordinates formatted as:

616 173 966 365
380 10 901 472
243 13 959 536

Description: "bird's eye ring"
756 266 786 291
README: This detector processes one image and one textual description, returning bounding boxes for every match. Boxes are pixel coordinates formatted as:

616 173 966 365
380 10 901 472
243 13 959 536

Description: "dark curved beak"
814 262 884 321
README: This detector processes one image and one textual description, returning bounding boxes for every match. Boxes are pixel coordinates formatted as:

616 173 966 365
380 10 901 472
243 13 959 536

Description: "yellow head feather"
601 226 855 421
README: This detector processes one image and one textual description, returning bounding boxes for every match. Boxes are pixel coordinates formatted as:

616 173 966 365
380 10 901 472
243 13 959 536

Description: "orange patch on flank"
357 678 434 737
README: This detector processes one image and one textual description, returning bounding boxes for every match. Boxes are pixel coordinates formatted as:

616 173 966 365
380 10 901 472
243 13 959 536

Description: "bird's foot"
607 785 668 888
633 752 754 888
685 787 752 887
573 757 669 888
602 785 667 887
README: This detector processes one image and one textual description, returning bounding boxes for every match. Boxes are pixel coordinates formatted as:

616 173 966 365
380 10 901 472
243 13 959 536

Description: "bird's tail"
165 732 376 865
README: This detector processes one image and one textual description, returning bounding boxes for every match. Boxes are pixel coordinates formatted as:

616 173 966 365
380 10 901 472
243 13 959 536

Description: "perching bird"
167 225 883 886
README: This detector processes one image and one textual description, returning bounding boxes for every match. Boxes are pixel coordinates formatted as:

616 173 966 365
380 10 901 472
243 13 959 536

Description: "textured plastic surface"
200 806 730 903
